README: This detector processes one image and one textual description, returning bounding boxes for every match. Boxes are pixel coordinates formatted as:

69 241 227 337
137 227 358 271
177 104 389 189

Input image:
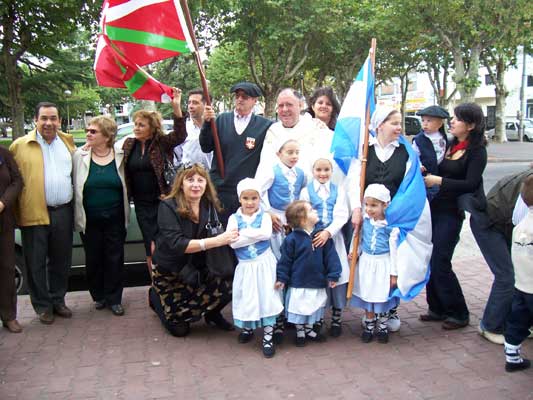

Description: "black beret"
230 82 263 97
416 105 450 119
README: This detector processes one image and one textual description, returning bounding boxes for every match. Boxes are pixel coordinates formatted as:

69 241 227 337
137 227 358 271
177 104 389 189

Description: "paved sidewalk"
1 219 532 400
487 141 533 163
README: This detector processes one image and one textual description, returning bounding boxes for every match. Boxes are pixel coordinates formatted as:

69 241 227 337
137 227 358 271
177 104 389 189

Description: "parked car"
404 115 422 136
486 119 533 142
14 203 148 294
116 119 174 139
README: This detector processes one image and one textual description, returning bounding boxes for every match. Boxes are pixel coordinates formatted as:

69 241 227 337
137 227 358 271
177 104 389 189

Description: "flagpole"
179 0 225 178
346 38 377 300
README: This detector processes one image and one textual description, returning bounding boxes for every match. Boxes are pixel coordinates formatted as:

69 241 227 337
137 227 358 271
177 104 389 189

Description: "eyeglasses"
86 128 100 134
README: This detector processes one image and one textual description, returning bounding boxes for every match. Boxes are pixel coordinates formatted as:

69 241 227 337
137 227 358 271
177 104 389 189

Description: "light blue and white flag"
387 135 432 301
330 56 375 175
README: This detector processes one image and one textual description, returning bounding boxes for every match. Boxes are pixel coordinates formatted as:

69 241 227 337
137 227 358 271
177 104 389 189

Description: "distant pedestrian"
228 178 284 358
275 200 341 347
503 175 533 372
10 102 76 325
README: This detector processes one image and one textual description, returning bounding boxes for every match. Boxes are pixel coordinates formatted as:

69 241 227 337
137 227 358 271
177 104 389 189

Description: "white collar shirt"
234 111 252 135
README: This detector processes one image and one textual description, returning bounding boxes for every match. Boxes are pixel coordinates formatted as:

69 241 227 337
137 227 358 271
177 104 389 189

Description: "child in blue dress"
227 178 284 358
256 138 307 260
300 158 350 337
276 200 342 347
350 184 400 344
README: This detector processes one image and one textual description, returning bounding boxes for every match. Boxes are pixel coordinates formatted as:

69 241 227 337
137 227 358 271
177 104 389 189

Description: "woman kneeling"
150 164 238 337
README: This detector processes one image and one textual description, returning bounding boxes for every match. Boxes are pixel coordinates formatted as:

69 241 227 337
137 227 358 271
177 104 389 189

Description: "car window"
506 122 515 130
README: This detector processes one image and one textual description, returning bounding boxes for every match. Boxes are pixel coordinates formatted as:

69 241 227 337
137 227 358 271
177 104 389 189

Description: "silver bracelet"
199 239 206 251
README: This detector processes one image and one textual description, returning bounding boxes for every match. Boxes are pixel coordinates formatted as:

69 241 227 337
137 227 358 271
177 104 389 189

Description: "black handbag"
178 256 203 288
158 141 178 187
204 205 237 279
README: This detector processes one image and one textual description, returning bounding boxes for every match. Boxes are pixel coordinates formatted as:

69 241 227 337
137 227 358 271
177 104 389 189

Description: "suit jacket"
0 146 23 232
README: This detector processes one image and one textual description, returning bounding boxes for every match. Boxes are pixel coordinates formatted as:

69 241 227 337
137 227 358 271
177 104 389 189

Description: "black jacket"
153 198 210 273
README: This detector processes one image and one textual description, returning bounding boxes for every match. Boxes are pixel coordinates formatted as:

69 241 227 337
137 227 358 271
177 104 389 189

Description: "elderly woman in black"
123 88 187 277
421 103 487 330
149 164 238 337
0 146 23 333
306 86 341 130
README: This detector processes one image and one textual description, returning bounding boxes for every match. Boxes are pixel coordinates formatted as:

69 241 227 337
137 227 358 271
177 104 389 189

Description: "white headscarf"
237 178 262 198
364 183 391 203
370 106 398 133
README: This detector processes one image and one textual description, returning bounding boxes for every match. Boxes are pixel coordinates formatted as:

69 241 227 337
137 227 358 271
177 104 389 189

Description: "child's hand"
328 281 337 288
270 213 283 233
274 281 285 290
390 275 398 289
312 230 331 248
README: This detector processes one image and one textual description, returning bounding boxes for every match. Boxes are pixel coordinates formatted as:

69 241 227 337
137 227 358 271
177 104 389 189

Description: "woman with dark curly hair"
421 102 487 330
122 88 187 277
150 164 238 337
306 86 341 130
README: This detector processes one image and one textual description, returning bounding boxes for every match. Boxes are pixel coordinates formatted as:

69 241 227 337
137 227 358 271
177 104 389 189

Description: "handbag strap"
208 204 221 226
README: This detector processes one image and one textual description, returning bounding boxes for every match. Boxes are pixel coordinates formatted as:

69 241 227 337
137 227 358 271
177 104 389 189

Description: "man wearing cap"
200 81 273 225
412 105 450 201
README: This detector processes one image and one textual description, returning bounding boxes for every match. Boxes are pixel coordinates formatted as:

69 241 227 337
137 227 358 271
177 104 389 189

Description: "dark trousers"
0 227 17 321
426 207 469 323
470 214 514 334
504 289 533 346
80 208 126 306
21 204 73 314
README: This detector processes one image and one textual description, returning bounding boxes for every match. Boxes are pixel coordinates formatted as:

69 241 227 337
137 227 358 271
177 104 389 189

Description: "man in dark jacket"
200 82 272 225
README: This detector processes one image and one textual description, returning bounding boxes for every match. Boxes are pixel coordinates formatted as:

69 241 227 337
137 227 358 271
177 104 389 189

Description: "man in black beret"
200 81 273 225
412 105 450 201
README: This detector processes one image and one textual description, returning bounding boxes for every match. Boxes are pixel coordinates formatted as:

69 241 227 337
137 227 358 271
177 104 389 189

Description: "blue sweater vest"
234 211 270 260
361 218 393 255
306 181 337 230
268 164 305 210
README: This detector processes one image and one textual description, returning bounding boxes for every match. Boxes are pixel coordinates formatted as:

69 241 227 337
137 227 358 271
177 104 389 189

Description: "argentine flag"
387 136 432 301
330 56 375 175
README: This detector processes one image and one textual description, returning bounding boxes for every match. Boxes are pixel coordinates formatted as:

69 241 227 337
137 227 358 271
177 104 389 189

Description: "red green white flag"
94 0 194 102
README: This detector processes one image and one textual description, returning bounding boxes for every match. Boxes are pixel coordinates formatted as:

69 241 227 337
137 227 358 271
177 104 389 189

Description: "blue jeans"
470 214 514 334
426 207 469 323
504 289 533 346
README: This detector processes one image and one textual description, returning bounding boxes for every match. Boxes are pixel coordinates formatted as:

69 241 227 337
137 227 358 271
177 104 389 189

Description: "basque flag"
330 56 375 175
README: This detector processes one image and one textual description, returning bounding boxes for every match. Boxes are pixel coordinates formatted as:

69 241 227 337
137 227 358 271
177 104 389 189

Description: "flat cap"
230 82 263 97
416 105 450 119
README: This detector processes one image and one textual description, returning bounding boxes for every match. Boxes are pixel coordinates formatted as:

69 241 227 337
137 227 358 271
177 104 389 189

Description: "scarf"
449 139 469 155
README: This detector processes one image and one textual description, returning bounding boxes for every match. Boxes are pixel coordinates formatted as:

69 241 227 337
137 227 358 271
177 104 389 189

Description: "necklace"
92 148 112 158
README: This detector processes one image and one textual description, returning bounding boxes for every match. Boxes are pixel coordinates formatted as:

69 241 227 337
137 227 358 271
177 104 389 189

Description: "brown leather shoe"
442 319 469 330
53 304 72 318
3 320 23 333
39 311 55 325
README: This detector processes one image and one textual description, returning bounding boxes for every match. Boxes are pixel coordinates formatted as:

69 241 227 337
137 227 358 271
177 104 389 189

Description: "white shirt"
512 207 533 294
234 111 252 135
512 194 529 226
173 118 213 169
36 132 73 206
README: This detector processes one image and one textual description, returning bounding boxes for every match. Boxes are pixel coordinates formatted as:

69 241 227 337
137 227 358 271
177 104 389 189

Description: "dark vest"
365 144 408 199
413 131 443 175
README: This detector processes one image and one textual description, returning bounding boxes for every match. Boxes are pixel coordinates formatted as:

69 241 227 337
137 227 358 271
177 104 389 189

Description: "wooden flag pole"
346 38 377 300
179 0 225 178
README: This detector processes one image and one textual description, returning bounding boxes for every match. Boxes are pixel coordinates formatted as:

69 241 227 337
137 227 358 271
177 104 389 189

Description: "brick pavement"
1 218 532 400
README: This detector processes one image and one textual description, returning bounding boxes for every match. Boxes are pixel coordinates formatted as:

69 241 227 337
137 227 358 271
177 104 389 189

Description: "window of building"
485 74 494 85
527 75 533 87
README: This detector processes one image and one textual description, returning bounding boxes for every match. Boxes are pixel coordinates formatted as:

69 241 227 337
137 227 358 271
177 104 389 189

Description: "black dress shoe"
95 301 106 310
329 324 342 338
204 312 235 331
419 312 444 322
295 336 306 347
167 321 190 337
442 319 468 330
38 311 55 325
109 304 125 316
53 304 72 318
238 331 254 344
505 358 531 372
273 331 284 345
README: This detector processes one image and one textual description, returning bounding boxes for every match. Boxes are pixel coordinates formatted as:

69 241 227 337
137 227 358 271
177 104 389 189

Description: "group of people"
1 81 532 370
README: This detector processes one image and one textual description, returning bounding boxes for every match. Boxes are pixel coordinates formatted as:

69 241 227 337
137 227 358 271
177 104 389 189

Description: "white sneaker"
361 309 401 332
528 328 533 339
478 324 504 345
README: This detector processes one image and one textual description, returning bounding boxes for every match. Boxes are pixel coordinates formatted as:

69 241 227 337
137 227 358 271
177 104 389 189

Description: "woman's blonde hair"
88 115 117 147
165 164 222 219
132 110 165 138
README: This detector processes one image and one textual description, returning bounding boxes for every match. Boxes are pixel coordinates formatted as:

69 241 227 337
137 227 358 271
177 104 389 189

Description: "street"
483 162 531 193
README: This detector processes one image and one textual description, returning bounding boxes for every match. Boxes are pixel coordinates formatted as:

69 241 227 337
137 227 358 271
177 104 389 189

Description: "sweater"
277 228 341 288
199 112 272 193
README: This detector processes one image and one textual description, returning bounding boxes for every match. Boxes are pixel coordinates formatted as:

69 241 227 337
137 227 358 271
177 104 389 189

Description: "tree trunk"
452 45 481 103
263 93 276 119
3 56 25 139
493 58 509 143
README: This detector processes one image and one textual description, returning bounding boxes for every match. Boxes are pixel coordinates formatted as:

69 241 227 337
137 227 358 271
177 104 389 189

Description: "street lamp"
64 89 72 133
